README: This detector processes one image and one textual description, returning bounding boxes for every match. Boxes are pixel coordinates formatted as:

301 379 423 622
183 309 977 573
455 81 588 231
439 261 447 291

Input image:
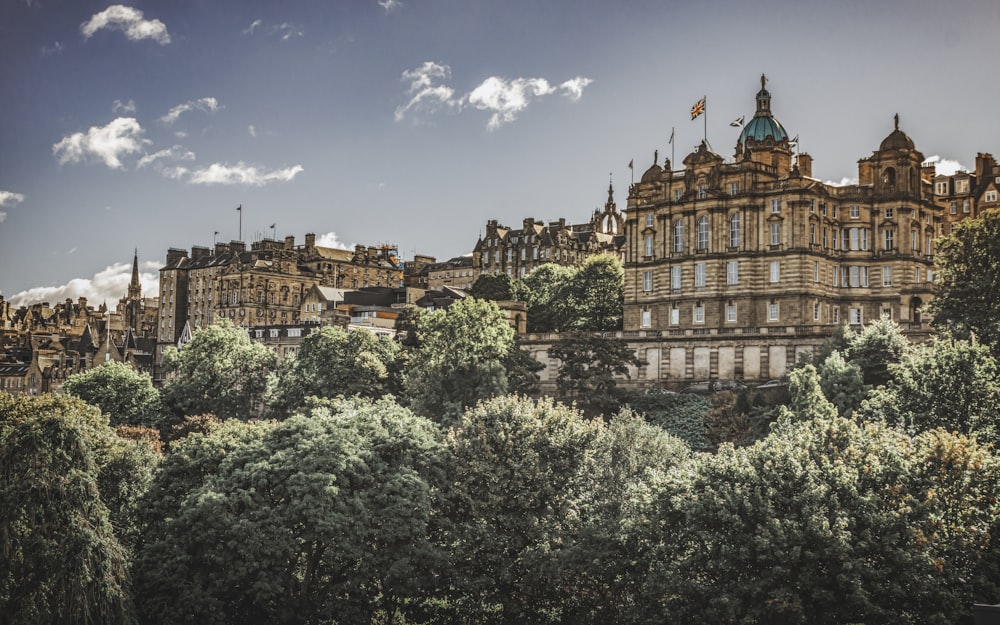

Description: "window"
770 222 781 246
771 199 781 213
950 202 957 214
727 261 739 285
695 262 706 287
694 303 705 323
673 220 685 253
697 216 709 250
885 207 894 218
671 266 682 290
963 199 971 213
832 205 839 218
883 229 895 251
821 203 828 217
288 328 302 338
833 308 840 324
698 185 707 199
729 213 741 248
674 189 682 202
986 190 998 202
861 228 870 251
641 310 651 328
936 181 949 196
814 303 821 321
726 303 737 322
862 266 869 287
851 205 860 219
925 234 932 256
883 266 893 286
670 305 680 325
520 248 526 260
643 270 652 292
813 261 820 282
270 329 280 338
824 227 829 248
849 265 860 288
810 199 816 213
810 223 817 244
914 267 922 284
769 260 780 283
768 301 779 321
882 308 893 320
956 179 969 193
730 182 739 195
645 213 654 227
850 228 859 250
912 230 918 252
644 235 654 257
850 308 863 325
927 268 934 282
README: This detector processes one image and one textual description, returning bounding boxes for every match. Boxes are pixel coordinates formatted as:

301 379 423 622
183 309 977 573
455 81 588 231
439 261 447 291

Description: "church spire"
128 248 141 299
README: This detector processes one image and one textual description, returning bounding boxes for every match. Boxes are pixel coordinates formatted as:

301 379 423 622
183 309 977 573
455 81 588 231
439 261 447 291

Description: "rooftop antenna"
236 204 242 242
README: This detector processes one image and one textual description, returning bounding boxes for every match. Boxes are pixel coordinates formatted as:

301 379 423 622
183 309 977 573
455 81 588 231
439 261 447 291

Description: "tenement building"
620 76 940 384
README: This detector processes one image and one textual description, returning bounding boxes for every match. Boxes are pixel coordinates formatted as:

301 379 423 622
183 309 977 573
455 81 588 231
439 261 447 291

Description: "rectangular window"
698 185 707 199
694 304 705 323
768 302 779 321
645 213 654 227
882 308 893 320
641 310 651 327
936 181 949 195
643 271 652 292
726 303 737 322
986 190 998 202
950 202 957 214
814 303 821 321
885 207 894 218
849 266 860 288
927 268 934 282
914 267 922 284
850 308 863 325
645 235 654 257
833 308 840 324
882 266 892 286
772 199 781 213
695 262 706 287
862 266 869 287
769 260 780 283
884 229 894 251
727 261 739 285
520 248 526 260
851 205 860 219
730 182 739 195
670 307 680 325
832 205 839 218
813 261 820 283
771 222 781 245
861 228 870 251
810 223 817 244
850 228 859 250
674 189 682 202
963 199 971 213
810 199 816 213
671 266 682 290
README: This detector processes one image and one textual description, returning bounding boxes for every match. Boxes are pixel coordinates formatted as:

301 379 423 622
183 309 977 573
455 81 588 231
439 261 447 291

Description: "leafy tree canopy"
63 360 165 428
549 333 644 419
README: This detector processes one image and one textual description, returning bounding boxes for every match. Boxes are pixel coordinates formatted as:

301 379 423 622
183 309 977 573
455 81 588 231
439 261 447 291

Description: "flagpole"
237 205 242 242
670 126 675 170
703 95 707 144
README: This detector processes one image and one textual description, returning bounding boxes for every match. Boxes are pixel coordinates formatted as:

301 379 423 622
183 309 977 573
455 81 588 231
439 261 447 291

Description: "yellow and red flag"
690 96 706 120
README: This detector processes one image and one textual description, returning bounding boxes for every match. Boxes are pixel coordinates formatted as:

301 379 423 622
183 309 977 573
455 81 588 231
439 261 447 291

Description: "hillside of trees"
5 227 1000 625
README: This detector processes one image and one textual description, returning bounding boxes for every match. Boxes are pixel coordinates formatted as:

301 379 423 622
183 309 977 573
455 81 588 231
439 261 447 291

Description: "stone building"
933 152 1000 232
619 75 940 385
472 183 626 280
157 233 402 371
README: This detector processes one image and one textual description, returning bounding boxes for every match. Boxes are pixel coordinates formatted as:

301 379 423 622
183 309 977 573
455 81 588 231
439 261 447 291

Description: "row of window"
642 261 931 292
638 302 870 328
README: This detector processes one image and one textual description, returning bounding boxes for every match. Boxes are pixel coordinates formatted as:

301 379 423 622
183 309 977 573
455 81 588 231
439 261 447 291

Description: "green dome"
739 115 788 144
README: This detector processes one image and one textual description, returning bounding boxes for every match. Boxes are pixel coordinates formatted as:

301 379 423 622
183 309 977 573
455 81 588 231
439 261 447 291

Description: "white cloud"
0 190 25 207
41 41 63 56
137 145 196 169
160 97 222 124
0 213 6 224
187 162 304 186
923 155 967 176
243 19 303 40
112 98 136 114
378 0 402 12
825 176 860 187
7 261 161 312
81 5 171 45
248 125 257 138
52 117 148 169
316 232 353 250
243 19 263 35
395 61 593 129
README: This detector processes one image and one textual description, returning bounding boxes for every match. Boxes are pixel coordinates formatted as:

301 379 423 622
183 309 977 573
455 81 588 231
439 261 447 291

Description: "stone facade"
620 76 940 385
933 152 1000 233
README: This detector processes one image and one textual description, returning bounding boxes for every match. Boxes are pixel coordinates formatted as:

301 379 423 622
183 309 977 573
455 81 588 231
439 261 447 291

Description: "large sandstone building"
618 76 943 384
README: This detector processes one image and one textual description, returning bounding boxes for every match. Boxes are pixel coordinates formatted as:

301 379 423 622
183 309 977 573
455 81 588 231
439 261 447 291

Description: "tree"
622 389 711 451
265 326 400 418
135 398 446 625
845 317 911 387
470 272 526 302
160 320 277 420
780 363 838 422
633 415 1000 625
0 393 139 625
503 336 544 396
403 297 515 424
442 396 604 625
549 333 644 418
858 335 1000 446
930 209 1000 357
63 360 165 428
565 254 625 331
522 263 576 333
817 350 868 417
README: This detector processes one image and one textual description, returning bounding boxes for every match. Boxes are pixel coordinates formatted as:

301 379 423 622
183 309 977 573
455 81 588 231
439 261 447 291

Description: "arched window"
697 216 709 250
882 167 896 189
673 220 685 253
729 213 741 248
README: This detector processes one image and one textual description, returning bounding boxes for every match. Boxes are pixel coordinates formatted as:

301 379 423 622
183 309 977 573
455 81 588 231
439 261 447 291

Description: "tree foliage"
521 255 624 333
817 350 868 417
63 361 165 428
403 297 515 424
469 272 526 302
160 320 277 421
549 333 644 418
623 389 711 451
930 209 1000 357
845 316 911 387
265 326 400 417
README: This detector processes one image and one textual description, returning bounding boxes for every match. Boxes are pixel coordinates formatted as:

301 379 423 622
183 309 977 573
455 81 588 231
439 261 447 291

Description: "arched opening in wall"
911 296 923 324
882 167 896 192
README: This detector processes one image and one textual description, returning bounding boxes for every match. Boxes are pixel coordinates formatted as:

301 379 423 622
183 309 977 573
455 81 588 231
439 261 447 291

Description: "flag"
730 115 744 127
214 231 219 236
628 159 633 170
270 223 276 229
789 134 799 147
669 127 675 144
237 205 242 212
690 96 705 120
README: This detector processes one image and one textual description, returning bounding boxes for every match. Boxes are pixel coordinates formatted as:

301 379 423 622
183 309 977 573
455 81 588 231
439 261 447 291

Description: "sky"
2 0 999 310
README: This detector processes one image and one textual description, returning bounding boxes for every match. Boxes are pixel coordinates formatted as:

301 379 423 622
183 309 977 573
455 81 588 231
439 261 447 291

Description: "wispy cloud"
316 232 353 250
248 125 257 138
41 41 63 56
137 145 196 169
923 155 967 176
52 117 149 169
378 0 403 12
824 176 860 187
395 62 594 130
81 5 171 45
186 162 304 186
112 98 136 114
242 18 303 41
7 261 161 311
0 190 24 224
160 97 222 124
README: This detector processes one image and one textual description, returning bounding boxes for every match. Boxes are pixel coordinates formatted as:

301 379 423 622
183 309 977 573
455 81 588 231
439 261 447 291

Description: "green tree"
160 320 277 420
930 209 1000 357
522 263 576 333
566 254 624 331
623 389 711 451
265 326 400 417
858 335 1000 446
403 297 515 424
470 272 526 301
504 336 544 396
549 333 644 418
63 361 165 427
817 350 868 417
442 396 604 625
633 416 1000 625
845 316 910 387
780 363 838 422
135 398 446 625
0 393 138 625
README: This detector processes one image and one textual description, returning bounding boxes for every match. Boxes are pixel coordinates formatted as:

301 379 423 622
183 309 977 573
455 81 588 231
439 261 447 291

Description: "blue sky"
2 0 999 308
